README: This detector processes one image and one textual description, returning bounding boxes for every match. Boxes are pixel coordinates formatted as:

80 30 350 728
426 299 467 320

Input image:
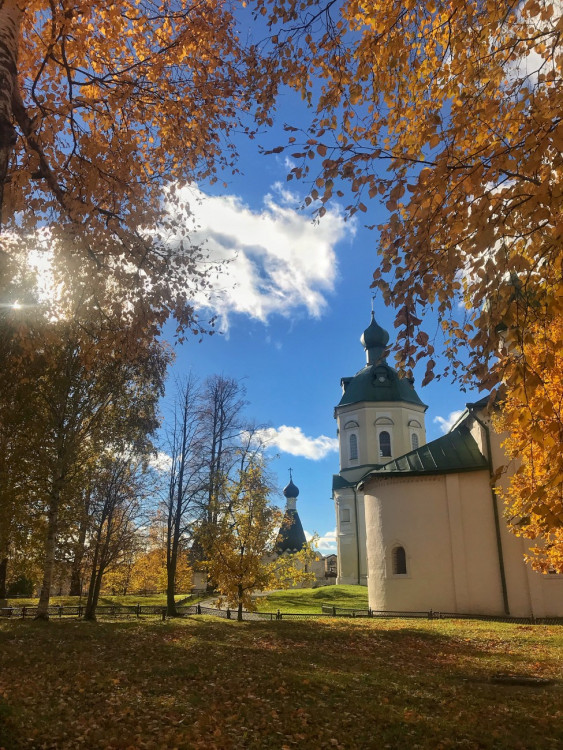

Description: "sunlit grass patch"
255 584 368 613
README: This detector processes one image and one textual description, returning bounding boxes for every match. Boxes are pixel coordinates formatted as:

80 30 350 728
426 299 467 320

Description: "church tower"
333 312 428 585
275 472 307 553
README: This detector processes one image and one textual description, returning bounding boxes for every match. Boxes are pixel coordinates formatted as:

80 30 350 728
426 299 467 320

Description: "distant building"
333 313 563 618
275 472 334 588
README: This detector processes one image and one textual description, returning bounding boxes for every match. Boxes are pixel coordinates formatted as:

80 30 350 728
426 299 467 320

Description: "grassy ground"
255 585 368 613
0 616 561 749
3 593 195 608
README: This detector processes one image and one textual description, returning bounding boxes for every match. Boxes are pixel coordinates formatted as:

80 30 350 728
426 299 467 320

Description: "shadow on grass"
1 618 561 749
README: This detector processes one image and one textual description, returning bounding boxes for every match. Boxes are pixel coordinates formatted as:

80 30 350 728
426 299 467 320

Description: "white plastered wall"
336 401 427 470
364 471 508 614
334 487 367 585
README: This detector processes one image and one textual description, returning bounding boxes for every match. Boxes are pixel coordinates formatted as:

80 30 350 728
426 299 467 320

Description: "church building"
333 313 563 618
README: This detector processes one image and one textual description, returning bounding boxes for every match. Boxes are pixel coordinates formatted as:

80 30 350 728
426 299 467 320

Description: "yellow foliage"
494 315 563 572
201 464 316 617
260 0 563 565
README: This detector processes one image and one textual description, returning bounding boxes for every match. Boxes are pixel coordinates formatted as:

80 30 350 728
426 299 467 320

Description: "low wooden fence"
1 603 562 625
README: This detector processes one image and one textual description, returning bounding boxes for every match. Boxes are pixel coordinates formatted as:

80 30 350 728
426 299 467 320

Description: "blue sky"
158 92 480 555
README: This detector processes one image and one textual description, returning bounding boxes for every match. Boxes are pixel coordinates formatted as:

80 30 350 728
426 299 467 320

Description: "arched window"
411 432 419 450
379 430 391 457
349 433 358 460
392 546 407 575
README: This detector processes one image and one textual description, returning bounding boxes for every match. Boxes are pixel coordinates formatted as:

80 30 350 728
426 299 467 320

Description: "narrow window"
411 432 419 450
379 430 391 457
392 546 407 575
340 508 351 523
349 433 358 460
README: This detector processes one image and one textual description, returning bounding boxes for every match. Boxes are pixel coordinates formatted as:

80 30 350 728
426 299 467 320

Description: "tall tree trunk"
35 480 63 620
166 512 179 617
237 584 243 622
0 0 23 224
84 535 101 621
0 555 7 605
69 495 89 596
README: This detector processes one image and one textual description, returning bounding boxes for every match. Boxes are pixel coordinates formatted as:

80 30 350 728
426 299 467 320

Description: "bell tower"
332 311 428 585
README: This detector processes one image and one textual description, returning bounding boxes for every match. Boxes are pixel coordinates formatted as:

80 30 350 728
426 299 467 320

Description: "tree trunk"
237 584 243 621
0 555 7 606
85 563 104 621
84 522 103 621
35 484 62 620
0 0 23 223
69 496 89 596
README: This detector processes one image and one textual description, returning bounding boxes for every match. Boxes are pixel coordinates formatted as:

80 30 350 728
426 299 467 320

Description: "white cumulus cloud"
149 451 173 473
172 184 354 330
433 410 464 434
306 528 338 553
256 425 338 460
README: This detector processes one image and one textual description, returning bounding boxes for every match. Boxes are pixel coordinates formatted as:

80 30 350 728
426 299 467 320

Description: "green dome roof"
361 312 389 351
338 313 427 409
338 363 426 407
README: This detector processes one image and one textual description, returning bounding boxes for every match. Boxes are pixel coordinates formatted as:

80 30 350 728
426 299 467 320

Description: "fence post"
368 608 373 618
332 606 336 616
226 608 231 620
161 608 166 622
59 605 63 619
78 605 83 619
277 609 281 621
428 609 433 620
22 606 26 619
136 604 140 619
197 604 201 615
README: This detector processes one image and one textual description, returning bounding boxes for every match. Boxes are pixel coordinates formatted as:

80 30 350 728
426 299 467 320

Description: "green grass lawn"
255 584 368 613
3 592 195 608
0 616 561 749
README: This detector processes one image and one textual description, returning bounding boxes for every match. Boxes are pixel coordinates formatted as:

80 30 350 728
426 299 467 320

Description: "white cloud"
306 528 338 553
256 425 339 460
433 410 464 434
172 184 355 330
149 451 173 473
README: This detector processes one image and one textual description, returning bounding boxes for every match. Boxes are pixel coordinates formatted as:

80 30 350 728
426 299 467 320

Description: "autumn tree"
21 315 170 619
84 454 147 621
0 0 276 339
201 462 314 621
259 0 563 570
196 375 249 526
162 374 204 616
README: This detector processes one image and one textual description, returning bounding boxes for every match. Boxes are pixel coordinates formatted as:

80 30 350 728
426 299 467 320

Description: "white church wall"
456 471 507 614
365 476 459 612
334 488 368 585
336 401 427 469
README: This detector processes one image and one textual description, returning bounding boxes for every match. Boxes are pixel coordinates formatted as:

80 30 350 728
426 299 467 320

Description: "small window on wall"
340 508 351 523
392 546 407 575
411 432 419 450
379 430 391 457
349 433 358 460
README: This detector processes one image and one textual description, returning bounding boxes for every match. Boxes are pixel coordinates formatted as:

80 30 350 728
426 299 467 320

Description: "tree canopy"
0 0 270 331
259 0 563 570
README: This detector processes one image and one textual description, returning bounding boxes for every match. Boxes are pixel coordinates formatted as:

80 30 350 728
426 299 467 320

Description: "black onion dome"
283 479 299 498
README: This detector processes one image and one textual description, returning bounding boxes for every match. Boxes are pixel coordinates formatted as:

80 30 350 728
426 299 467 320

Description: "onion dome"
338 312 427 410
283 478 299 499
361 311 390 365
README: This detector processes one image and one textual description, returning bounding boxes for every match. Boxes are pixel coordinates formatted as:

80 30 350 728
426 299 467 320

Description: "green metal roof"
358 424 488 486
338 362 427 409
